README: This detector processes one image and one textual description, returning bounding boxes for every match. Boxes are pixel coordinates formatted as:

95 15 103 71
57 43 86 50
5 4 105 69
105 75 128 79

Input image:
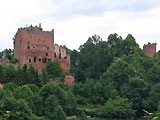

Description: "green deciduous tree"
121 78 150 117
13 85 34 102
143 83 160 112
101 58 132 91
41 68 50 84
0 97 34 120
1 64 16 84
46 60 62 79
97 96 135 119
44 95 66 120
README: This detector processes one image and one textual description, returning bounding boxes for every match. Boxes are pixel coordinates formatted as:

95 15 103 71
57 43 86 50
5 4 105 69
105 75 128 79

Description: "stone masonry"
14 25 70 73
143 42 156 57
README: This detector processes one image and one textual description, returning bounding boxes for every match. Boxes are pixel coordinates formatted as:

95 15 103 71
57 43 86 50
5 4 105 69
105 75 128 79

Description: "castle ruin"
14 25 74 85
143 42 157 57
14 25 70 72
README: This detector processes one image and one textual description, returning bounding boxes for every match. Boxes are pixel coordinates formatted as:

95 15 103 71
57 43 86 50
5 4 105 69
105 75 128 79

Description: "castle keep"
14 25 70 73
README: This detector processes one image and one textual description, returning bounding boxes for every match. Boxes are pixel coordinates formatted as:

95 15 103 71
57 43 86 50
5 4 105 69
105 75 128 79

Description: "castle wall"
54 44 70 73
143 42 156 57
14 26 70 73
14 28 54 72
64 75 74 86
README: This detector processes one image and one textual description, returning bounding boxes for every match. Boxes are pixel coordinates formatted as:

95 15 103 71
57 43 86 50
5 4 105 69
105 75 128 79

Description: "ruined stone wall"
64 75 74 86
143 42 156 57
54 44 70 73
14 26 70 73
14 27 54 72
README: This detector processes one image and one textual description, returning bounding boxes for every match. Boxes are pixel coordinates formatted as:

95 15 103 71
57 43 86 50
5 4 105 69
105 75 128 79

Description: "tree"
1 49 14 60
24 84 39 94
13 85 34 102
1 64 16 83
53 86 77 116
0 96 34 120
103 81 118 100
3 82 17 92
101 58 132 91
14 65 26 85
107 33 123 57
41 68 50 84
78 35 101 79
97 96 135 119
95 41 112 77
39 83 56 100
44 95 66 120
143 83 160 112
46 61 62 79
120 34 139 55
73 79 104 104
31 95 44 116
26 65 42 87
121 78 150 117
52 106 66 120
39 83 77 116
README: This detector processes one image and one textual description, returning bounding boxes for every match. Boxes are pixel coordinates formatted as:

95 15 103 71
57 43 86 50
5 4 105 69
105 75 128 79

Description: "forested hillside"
0 33 160 119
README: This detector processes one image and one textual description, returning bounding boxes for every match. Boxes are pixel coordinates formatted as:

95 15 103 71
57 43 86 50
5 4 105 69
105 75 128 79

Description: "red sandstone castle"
14 25 70 73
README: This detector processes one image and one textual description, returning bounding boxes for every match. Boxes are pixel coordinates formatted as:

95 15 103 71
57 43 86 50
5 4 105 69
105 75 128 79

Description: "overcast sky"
0 0 160 51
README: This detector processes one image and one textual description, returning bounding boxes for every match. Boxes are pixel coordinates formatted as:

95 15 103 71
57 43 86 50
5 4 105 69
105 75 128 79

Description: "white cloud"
0 0 160 51
0 0 53 51
48 0 160 18
40 7 160 51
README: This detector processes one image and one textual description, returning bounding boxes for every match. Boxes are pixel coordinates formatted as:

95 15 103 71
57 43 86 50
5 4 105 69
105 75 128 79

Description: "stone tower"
143 42 157 57
14 25 70 73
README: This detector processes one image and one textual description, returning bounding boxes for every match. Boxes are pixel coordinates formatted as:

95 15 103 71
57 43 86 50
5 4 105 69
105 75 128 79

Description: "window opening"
54 53 56 58
59 53 61 59
42 58 47 63
39 58 41 62
29 59 31 63
46 52 48 56
34 58 37 62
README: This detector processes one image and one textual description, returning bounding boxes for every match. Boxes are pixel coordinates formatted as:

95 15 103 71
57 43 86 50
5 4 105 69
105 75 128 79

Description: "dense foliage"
0 33 160 119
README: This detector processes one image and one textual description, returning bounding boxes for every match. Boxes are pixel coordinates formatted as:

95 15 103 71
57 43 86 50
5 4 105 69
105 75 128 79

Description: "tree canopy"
0 33 159 119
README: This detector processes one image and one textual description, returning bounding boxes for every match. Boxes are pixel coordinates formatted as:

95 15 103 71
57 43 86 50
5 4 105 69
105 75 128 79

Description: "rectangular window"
46 52 48 56
29 59 31 63
59 53 61 59
54 53 56 58
34 58 37 62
